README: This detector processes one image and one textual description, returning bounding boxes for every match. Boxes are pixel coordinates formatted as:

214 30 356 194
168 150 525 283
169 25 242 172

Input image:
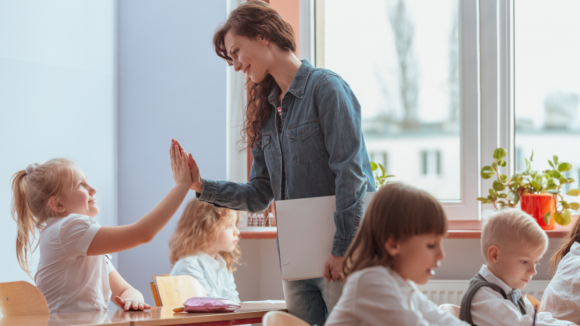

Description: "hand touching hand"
172 139 203 193
170 141 192 187
114 296 151 311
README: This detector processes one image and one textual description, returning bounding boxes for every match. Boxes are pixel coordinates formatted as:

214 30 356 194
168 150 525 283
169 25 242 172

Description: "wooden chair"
262 311 309 326
526 294 541 310
153 275 207 307
438 303 460 318
0 281 49 317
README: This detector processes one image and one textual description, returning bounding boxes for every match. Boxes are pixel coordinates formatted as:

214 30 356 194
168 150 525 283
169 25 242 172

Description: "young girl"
541 217 580 323
326 183 469 326
168 199 241 302
11 140 192 314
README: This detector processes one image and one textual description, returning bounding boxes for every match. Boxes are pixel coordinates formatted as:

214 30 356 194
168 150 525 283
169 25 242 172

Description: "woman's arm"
87 141 191 256
174 139 274 212
315 74 375 279
109 270 151 311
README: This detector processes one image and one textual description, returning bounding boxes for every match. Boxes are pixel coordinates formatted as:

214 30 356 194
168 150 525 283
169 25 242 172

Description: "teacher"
179 1 375 324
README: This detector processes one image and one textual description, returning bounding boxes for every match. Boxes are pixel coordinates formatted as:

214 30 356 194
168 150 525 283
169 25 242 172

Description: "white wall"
0 0 116 282
117 0 228 304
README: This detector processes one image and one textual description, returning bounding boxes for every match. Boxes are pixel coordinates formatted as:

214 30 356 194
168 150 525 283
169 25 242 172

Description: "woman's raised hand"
172 139 203 193
170 140 192 187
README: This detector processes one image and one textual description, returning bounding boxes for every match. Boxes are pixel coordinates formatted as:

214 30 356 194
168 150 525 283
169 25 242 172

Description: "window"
514 0 580 211
310 0 480 219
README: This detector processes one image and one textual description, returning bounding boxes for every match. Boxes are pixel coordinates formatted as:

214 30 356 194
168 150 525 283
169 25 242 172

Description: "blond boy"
459 209 575 326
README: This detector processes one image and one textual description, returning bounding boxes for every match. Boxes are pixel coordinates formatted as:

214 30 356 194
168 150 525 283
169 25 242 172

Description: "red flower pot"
520 193 556 230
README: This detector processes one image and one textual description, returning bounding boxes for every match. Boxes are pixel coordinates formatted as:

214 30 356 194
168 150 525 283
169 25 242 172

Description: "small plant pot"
520 193 556 230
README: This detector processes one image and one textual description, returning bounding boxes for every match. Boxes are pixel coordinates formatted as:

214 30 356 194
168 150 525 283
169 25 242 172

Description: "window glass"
514 0 580 208
318 0 460 200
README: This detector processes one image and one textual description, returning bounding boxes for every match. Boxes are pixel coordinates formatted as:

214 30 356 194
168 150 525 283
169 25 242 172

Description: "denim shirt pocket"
286 122 326 165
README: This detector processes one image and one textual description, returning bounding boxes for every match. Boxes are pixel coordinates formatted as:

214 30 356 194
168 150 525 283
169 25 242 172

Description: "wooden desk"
0 302 286 326
132 302 286 326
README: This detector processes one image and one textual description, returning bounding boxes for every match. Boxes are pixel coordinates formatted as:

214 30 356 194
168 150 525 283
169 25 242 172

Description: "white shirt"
541 242 580 324
35 214 114 314
470 265 571 326
326 265 469 326
170 252 240 302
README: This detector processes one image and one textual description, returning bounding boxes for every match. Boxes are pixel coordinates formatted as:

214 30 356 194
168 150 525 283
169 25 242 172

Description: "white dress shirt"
170 252 240 302
35 214 115 314
541 242 580 324
326 265 469 326
470 265 571 326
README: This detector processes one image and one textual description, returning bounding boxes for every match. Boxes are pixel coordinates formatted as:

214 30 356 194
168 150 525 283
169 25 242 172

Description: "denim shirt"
199 60 375 256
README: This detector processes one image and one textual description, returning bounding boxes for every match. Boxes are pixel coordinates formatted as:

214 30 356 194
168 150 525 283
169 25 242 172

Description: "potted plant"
478 148 580 229
371 162 395 190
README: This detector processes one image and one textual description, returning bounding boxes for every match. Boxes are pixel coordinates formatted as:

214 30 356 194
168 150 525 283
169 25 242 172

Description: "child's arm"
87 141 191 256
109 270 151 311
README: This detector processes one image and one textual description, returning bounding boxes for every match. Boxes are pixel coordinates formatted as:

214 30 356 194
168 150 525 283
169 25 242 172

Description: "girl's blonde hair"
342 183 448 279
11 158 75 277
169 199 241 272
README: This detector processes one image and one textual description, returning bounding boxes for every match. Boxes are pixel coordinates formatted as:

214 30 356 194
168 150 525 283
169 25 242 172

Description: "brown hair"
11 158 75 278
549 217 580 275
342 183 448 279
213 0 296 149
169 199 241 272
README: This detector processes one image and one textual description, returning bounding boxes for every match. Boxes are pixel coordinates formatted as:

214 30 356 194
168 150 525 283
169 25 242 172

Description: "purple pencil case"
183 297 241 313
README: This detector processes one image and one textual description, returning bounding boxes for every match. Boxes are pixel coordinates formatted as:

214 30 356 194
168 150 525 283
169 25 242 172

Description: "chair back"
0 281 49 317
526 294 541 310
438 303 460 318
262 311 309 326
155 275 206 307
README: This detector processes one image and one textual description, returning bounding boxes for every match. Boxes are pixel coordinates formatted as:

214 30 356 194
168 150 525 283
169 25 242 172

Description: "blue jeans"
282 278 344 326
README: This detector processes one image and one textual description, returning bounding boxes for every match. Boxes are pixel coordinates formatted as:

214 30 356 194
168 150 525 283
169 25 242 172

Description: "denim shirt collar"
268 59 314 107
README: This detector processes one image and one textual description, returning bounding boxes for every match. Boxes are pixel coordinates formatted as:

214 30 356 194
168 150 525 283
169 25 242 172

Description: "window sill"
240 217 577 240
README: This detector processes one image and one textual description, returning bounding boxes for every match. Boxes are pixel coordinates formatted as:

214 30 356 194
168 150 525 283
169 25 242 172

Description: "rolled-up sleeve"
315 74 372 256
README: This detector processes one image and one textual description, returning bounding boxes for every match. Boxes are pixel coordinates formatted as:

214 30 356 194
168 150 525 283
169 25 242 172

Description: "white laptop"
275 192 375 281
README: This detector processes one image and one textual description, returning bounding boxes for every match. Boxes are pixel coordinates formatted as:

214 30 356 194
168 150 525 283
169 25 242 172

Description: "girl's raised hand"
172 139 203 193
170 141 192 187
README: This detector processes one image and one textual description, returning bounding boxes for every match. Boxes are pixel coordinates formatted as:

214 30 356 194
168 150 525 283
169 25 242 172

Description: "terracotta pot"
520 193 556 230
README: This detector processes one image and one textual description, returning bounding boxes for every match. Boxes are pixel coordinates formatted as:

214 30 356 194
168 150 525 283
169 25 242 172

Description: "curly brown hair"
169 199 241 272
213 0 296 149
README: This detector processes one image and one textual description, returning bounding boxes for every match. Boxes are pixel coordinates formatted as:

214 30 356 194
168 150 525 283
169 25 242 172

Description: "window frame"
302 0 516 223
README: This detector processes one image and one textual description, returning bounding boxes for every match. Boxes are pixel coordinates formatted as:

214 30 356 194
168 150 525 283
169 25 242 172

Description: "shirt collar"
199 251 226 270
479 264 514 295
386 266 419 295
267 59 314 107
570 242 580 255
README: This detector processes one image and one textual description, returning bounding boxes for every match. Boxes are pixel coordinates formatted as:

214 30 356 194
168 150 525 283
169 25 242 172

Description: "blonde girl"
326 183 469 326
540 216 580 323
169 199 241 302
12 140 192 314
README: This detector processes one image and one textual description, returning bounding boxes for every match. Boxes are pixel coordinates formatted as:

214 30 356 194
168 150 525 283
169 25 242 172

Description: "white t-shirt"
326 265 469 326
469 265 570 326
541 242 580 324
35 214 114 314
170 252 240 302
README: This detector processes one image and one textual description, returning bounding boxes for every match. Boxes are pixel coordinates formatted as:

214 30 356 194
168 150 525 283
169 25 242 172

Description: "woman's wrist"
192 178 203 193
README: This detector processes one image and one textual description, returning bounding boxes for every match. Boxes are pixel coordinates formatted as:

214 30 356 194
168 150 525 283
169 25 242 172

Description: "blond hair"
481 209 548 260
11 158 76 278
169 199 241 272
342 183 448 279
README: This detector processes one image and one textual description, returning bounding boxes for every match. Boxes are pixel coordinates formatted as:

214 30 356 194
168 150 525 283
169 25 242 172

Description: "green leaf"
525 158 531 171
507 191 520 204
553 170 561 179
562 202 571 209
500 174 508 183
567 189 580 196
548 160 554 168
570 202 580 210
498 160 505 167
544 211 552 225
558 162 573 172
568 178 575 184
477 197 488 202
481 166 495 179
532 180 541 192
498 193 508 198
378 163 385 176
493 148 508 160
556 209 573 226
553 155 559 166
531 151 534 161
371 162 378 171
560 177 568 185
547 189 560 195
493 180 506 191
489 189 495 196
